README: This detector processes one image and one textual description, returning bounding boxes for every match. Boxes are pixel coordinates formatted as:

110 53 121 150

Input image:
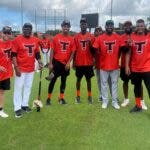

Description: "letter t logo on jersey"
24 44 35 57
105 41 115 53
60 41 69 52
80 40 87 51
134 41 146 54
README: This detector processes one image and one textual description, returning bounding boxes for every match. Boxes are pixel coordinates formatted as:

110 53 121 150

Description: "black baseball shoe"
130 105 142 113
21 106 32 113
15 109 22 118
59 98 67 105
46 98 51 106
75 96 81 104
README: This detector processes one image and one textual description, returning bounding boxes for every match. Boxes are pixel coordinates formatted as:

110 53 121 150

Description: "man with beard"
46 20 75 105
120 21 147 109
12 23 43 118
74 18 95 104
93 20 120 109
126 19 150 112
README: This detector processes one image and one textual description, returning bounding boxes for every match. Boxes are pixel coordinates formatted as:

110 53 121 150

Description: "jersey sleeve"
93 36 100 49
11 38 19 53
35 38 40 53
70 37 76 52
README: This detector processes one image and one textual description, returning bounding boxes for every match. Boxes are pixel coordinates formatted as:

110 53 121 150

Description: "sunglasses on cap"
3 31 12 35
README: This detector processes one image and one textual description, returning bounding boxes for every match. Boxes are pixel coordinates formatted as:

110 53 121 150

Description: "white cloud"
0 0 149 31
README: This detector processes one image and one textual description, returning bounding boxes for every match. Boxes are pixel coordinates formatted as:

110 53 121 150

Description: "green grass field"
0 69 150 150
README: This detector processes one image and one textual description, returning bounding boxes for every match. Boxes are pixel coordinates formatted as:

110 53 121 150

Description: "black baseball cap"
61 20 71 27
80 17 87 23
2 26 12 34
23 23 32 29
105 20 114 26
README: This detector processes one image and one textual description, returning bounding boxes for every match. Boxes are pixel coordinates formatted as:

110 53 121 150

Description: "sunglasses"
3 31 12 35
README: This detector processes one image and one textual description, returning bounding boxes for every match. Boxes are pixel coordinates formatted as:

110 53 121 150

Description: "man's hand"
14 66 21 77
65 62 70 70
0 66 7 72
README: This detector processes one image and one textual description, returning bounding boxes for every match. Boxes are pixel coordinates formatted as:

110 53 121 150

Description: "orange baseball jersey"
12 35 40 72
130 34 150 72
0 40 13 81
52 33 75 65
74 32 95 66
39 38 51 53
93 33 120 70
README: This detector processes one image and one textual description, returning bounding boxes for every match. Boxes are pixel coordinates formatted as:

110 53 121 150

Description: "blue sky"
0 0 150 32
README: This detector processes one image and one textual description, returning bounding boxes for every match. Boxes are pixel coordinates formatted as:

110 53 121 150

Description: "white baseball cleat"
121 99 129 107
0 110 9 118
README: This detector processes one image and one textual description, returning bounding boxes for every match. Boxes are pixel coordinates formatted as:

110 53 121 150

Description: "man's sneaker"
75 96 81 104
112 102 120 109
46 98 51 106
0 110 9 118
59 98 67 105
21 106 32 113
121 99 129 107
102 102 108 109
141 100 148 110
130 105 142 113
15 109 22 118
88 96 93 104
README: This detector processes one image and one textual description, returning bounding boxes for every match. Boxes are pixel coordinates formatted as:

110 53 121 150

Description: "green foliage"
0 70 150 150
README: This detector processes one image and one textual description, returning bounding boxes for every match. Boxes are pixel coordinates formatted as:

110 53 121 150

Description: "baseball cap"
2 26 12 34
105 20 114 26
61 20 71 27
23 23 32 29
124 21 132 26
80 17 87 23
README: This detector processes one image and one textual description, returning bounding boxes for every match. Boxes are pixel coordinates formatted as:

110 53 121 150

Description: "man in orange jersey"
120 21 133 107
125 19 150 112
120 21 147 109
74 18 95 104
46 20 75 105
93 20 120 109
0 26 13 118
94 26 112 103
39 33 51 67
12 23 43 118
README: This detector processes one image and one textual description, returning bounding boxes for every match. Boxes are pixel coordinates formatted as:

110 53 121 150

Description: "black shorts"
120 67 130 82
52 59 70 77
130 72 150 85
0 78 10 90
75 66 94 79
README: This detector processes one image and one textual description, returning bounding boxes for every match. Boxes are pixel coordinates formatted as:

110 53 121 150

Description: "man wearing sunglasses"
0 26 13 118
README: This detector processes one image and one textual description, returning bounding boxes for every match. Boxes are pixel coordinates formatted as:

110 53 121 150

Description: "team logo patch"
104 41 116 53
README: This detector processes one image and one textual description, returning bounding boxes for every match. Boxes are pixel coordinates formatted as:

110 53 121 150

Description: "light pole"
110 0 113 20
20 0 23 31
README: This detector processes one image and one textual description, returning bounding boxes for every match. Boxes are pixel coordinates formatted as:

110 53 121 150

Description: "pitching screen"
81 13 99 28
